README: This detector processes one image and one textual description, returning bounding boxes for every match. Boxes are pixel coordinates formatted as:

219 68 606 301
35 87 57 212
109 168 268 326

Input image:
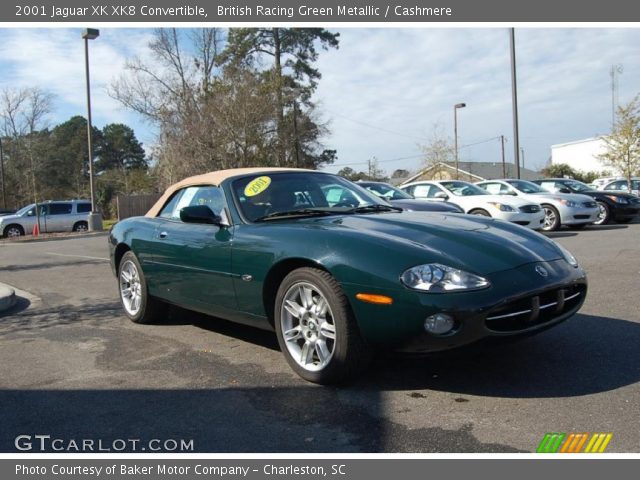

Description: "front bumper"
611 204 640 220
495 210 546 230
343 259 587 353
558 205 599 225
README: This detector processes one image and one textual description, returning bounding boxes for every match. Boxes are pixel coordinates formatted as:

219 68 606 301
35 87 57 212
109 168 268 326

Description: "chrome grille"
485 284 585 332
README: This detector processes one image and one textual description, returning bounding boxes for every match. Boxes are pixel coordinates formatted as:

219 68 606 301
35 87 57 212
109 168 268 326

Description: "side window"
160 186 226 221
77 203 92 213
159 190 185 218
606 180 626 190
49 203 72 215
427 186 446 198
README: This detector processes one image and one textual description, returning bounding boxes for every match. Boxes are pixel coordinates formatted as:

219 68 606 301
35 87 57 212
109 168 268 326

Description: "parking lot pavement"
0 223 639 453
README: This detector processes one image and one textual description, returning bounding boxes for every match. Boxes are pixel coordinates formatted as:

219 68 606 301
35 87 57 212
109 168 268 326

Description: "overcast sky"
0 27 638 175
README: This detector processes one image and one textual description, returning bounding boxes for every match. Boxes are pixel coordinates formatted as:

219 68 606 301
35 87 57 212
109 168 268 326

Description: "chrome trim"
486 291 581 321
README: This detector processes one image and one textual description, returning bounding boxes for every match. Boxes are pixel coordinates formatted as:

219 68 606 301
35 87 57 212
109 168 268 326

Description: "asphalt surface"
0 222 639 453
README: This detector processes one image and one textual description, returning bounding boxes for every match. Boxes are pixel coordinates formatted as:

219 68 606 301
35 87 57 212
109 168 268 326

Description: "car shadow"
354 313 640 398
543 232 577 238
589 224 629 230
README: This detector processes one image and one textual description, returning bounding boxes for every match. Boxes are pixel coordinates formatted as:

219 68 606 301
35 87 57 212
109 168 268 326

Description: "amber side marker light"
356 293 394 305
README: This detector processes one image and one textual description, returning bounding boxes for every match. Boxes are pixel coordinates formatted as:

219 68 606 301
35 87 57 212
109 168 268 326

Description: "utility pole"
292 100 300 168
520 147 525 170
509 28 521 179
500 135 506 178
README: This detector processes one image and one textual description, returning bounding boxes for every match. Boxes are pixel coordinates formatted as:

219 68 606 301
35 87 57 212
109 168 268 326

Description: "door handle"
159 231 168 239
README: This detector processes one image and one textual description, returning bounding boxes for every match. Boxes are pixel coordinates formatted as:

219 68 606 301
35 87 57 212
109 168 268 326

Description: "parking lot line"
45 252 109 261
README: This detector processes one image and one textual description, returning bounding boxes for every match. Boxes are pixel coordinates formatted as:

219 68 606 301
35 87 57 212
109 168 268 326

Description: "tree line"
1 28 340 215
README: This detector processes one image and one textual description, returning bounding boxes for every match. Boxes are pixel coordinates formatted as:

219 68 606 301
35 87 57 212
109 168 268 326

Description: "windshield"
440 181 488 196
507 180 546 194
360 182 413 200
232 172 387 222
15 204 35 216
563 180 592 192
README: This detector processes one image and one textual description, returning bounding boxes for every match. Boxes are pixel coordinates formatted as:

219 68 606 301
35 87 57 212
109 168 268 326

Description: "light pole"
82 28 102 231
453 103 466 179
509 28 521 179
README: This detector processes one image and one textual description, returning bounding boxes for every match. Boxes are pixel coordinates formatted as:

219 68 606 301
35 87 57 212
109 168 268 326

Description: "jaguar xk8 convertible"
109 168 587 383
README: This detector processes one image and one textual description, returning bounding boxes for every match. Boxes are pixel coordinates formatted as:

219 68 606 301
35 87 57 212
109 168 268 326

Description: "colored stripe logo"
537 433 613 453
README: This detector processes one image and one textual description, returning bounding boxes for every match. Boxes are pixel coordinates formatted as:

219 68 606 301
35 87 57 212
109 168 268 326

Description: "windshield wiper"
254 208 338 222
347 204 403 214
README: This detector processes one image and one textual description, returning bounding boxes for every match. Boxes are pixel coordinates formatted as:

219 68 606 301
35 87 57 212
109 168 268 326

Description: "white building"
550 137 610 173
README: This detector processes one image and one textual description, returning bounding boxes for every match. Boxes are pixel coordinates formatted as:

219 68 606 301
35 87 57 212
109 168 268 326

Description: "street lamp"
453 103 466 179
82 28 102 231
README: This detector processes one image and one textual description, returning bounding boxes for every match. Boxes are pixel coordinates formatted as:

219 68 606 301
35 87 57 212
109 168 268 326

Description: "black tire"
274 267 371 384
73 221 89 232
117 251 162 324
3 224 24 238
541 204 561 231
593 201 611 225
469 209 491 217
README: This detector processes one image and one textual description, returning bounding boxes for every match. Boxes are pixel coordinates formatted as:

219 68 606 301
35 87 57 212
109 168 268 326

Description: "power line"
325 109 430 142
333 154 424 168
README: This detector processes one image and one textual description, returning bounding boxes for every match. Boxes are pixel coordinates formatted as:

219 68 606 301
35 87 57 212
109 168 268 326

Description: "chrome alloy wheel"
5 226 22 237
594 202 607 225
280 282 336 372
119 260 143 316
542 206 557 230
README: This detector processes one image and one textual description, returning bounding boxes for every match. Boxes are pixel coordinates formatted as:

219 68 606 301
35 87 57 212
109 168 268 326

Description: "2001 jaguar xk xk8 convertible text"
109 168 587 383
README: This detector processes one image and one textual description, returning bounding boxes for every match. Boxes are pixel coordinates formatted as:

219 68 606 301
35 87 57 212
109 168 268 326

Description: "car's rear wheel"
73 221 89 232
593 201 610 225
118 251 162 324
275 267 371 384
3 224 24 238
469 209 491 217
541 205 561 231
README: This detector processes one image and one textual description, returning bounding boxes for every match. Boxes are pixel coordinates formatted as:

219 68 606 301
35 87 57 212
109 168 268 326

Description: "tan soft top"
146 167 315 217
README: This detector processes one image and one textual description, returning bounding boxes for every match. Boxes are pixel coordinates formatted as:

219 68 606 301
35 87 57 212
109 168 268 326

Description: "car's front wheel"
118 251 162 324
3 224 24 238
593 201 610 225
541 205 561 231
274 267 371 384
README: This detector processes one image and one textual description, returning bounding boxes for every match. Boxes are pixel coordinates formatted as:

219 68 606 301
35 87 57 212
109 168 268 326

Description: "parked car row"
0 199 92 237
393 178 638 231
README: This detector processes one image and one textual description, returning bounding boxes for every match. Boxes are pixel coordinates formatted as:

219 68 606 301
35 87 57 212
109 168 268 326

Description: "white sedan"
400 180 545 230
476 179 599 231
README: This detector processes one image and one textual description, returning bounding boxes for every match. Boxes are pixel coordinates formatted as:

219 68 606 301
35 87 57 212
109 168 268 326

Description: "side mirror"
559 187 571 194
179 205 223 225
434 192 449 200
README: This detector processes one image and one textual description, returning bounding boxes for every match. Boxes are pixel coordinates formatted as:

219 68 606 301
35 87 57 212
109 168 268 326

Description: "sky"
0 27 638 176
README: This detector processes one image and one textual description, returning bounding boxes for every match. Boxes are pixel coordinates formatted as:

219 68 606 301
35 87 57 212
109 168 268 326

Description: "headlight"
556 243 579 268
400 263 491 292
605 195 629 204
555 198 579 207
487 202 516 212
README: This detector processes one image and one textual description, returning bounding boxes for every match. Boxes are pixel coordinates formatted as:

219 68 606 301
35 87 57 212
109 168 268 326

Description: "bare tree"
420 123 455 167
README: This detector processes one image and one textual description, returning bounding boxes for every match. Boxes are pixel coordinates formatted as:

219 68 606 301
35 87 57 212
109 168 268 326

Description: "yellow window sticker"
244 176 272 197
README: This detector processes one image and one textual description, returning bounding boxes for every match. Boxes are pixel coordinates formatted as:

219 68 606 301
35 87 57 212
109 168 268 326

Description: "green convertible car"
109 168 587 383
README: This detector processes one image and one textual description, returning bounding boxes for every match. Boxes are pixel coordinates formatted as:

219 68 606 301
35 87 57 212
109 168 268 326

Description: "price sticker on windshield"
244 176 272 197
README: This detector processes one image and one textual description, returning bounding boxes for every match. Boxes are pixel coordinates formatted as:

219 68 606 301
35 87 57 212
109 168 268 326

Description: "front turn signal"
356 293 393 305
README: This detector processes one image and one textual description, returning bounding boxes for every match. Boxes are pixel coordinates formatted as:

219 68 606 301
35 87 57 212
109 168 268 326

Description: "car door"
43 202 74 232
149 185 237 314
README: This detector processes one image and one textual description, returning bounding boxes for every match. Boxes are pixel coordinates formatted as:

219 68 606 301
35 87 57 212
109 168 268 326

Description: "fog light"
424 313 455 335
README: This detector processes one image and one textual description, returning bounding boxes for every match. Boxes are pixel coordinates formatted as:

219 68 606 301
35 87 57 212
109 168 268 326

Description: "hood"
0 213 20 222
302 212 565 275
390 199 462 213
525 192 595 203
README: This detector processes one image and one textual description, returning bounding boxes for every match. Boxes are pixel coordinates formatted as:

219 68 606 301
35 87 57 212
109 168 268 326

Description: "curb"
0 284 16 312
0 231 109 244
